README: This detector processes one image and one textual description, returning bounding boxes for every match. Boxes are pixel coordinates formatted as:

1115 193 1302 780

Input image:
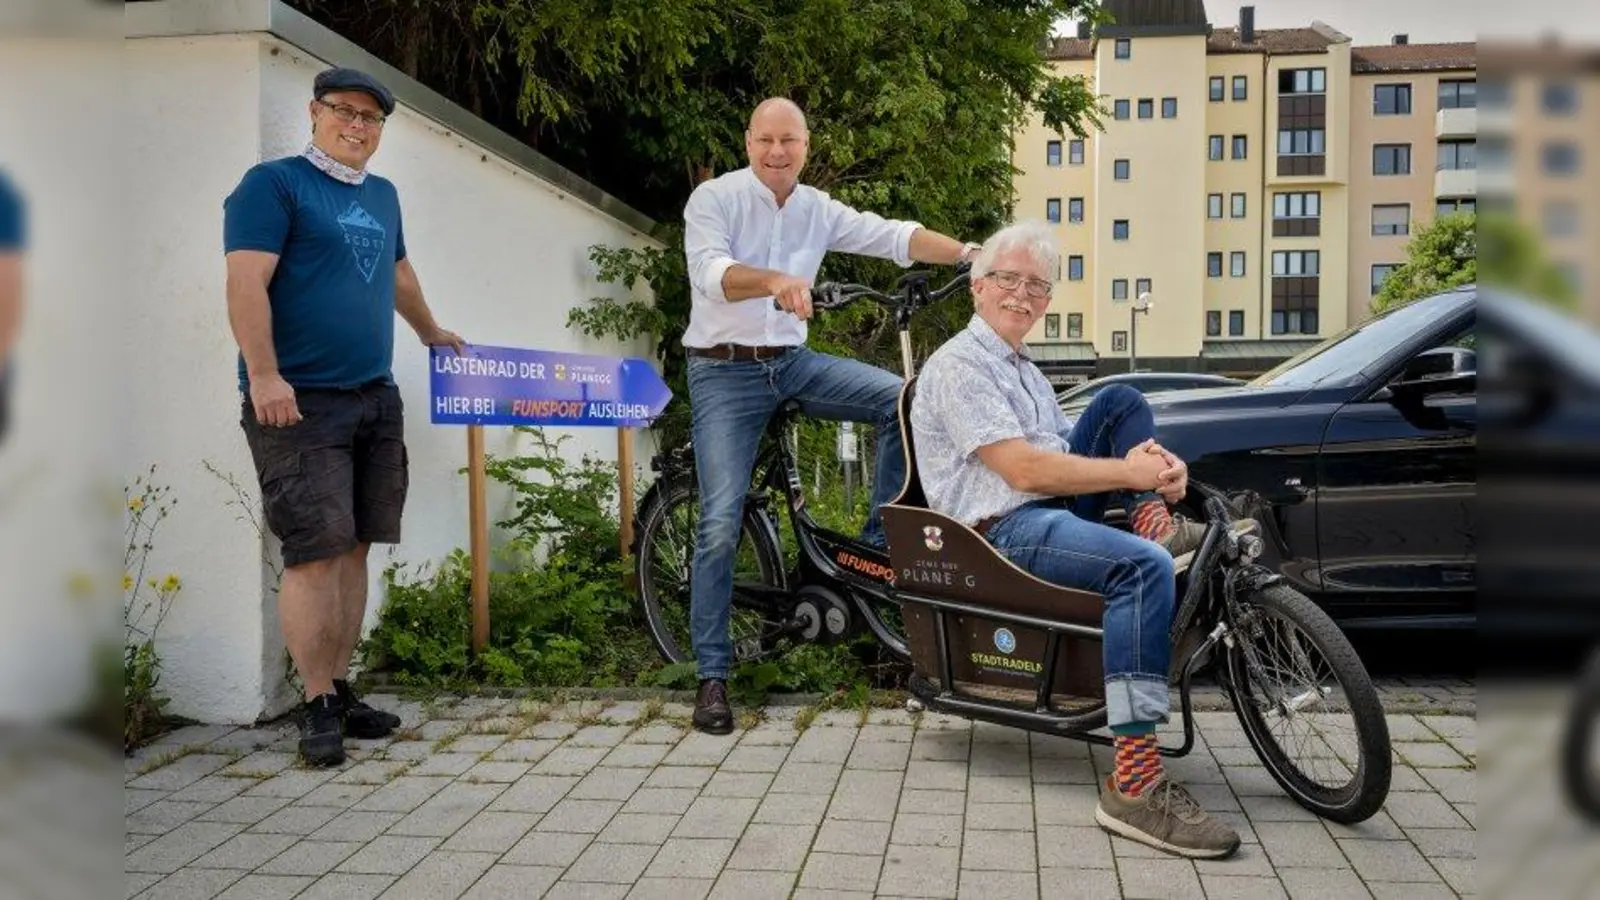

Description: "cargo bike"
634 267 1392 823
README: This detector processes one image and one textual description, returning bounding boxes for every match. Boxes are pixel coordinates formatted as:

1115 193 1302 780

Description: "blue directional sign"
429 343 672 428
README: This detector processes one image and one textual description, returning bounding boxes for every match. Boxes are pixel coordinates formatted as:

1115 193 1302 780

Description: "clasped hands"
1125 438 1187 503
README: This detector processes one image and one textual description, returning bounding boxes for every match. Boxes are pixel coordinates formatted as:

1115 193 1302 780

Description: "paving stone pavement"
125 692 1476 899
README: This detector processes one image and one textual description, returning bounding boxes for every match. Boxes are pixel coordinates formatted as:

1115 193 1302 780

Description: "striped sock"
1113 731 1164 797
1130 496 1175 544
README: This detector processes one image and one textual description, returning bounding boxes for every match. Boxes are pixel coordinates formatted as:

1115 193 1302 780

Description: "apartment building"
1012 0 1475 382
1478 41 1599 324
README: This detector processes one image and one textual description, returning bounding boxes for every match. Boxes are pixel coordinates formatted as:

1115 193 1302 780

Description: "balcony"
1436 107 1476 139
1435 168 1476 198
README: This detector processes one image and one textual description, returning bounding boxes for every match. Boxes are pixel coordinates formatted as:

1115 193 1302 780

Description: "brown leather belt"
974 516 1001 538
686 344 793 362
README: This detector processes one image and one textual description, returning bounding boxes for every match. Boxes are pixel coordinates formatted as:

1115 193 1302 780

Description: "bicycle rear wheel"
634 476 787 665
1225 583 1392 823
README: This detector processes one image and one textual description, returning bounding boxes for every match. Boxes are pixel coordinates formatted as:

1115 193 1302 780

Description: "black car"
1148 285 1476 630
1056 372 1244 414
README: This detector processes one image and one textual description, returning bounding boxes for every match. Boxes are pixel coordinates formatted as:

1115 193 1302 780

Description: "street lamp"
1129 291 1154 373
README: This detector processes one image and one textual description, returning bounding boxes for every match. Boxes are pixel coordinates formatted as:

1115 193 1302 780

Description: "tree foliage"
1372 212 1477 314
289 0 1107 444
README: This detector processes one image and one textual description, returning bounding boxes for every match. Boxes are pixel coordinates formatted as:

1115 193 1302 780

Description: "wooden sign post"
618 427 636 591
467 424 490 656
432 344 672 661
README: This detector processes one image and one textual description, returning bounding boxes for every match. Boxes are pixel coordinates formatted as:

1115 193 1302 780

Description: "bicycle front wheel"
1225 583 1392 824
634 475 787 666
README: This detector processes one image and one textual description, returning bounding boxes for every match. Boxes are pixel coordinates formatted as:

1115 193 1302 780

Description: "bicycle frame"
721 269 976 658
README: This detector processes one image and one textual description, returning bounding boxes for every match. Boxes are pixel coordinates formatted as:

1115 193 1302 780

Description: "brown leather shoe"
693 679 733 734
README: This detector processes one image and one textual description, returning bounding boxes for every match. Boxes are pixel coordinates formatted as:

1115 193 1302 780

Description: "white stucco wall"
123 22 663 724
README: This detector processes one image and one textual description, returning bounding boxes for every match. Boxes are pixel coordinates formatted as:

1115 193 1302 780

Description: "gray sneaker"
1095 776 1241 859
1158 515 1207 564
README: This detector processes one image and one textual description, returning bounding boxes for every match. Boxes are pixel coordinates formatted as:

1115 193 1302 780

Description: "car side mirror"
1379 346 1476 404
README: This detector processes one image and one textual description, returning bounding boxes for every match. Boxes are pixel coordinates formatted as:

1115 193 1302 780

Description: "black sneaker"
333 678 400 739
692 679 733 735
299 693 346 767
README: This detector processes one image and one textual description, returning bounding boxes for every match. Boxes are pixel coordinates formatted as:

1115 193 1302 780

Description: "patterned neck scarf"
303 141 367 185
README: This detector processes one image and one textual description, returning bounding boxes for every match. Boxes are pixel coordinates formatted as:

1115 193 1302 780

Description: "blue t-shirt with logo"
223 155 407 391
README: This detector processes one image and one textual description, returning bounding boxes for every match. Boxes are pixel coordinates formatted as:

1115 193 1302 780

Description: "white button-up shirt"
682 166 922 348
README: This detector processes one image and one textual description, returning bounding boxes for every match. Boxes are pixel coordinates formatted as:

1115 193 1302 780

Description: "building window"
1232 75 1247 101
1046 198 1061 223
1162 97 1177 118
1273 250 1320 276
1112 278 1128 300
1207 252 1223 278
1067 313 1083 339
1232 135 1248 160
1207 311 1222 336
1543 81 1578 116
1273 191 1321 236
1112 331 1128 352
1543 141 1580 176
1135 277 1152 297
1437 197 1475 217
1229 310 1245 336
1044 313 1060 339
1209 76 1224 102
1115 38 1131 59
1209 135 1224 160
1068 255 1084 280
1373 143 1412 175
1278 128 1326 156
1069 198 1084 222
1372 204 1410 236
1115 99 1130 120
1439 79 1476 109
1374 83 1413 115
1274 191 1321 219
1230 193 1247 218
1046 140 1062 167
1437 140 1475 171
1138 98 1153 119
1544 201 1580 238
1208 194 1223 219
1114 159 1131 180
1279 68 1326 94
1230 251 1246 277
1069 139 1085 164
1371 264 1399 296
1113 219 1129 240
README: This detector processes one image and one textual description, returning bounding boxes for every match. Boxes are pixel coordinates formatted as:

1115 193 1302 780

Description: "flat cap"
313 66 395 116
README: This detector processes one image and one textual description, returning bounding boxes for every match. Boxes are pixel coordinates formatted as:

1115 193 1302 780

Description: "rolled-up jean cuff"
1105 675 1171 729
698 669 729 682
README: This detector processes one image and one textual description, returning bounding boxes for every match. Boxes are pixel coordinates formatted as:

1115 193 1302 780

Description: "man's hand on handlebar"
769 274 814 320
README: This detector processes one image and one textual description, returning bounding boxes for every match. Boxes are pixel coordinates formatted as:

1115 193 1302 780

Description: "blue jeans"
686 346 904 681
983 385 1175 727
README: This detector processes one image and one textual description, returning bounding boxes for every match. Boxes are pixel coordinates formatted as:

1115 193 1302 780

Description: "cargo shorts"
240 378 408 567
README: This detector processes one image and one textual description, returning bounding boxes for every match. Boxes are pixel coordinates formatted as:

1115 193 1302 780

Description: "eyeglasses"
985 269 1053 300
316 99 386 128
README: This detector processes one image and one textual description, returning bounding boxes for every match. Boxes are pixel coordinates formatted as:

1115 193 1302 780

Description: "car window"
1252 292 1473 390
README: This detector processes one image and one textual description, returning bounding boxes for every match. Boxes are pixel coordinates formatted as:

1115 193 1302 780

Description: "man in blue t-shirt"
0 167 23 443
224 67 463 767
0 167 23 441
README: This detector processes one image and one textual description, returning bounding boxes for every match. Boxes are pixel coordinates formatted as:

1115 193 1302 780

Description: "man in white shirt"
681 97 975 733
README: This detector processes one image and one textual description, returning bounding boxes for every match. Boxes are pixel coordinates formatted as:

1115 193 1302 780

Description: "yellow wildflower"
160 574 181 593
128 496 144 512
122 573 134 592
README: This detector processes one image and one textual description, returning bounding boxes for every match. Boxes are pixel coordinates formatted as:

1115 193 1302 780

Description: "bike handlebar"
770 263 973 317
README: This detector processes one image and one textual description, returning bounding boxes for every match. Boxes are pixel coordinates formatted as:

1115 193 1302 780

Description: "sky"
1059 0 1600 45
